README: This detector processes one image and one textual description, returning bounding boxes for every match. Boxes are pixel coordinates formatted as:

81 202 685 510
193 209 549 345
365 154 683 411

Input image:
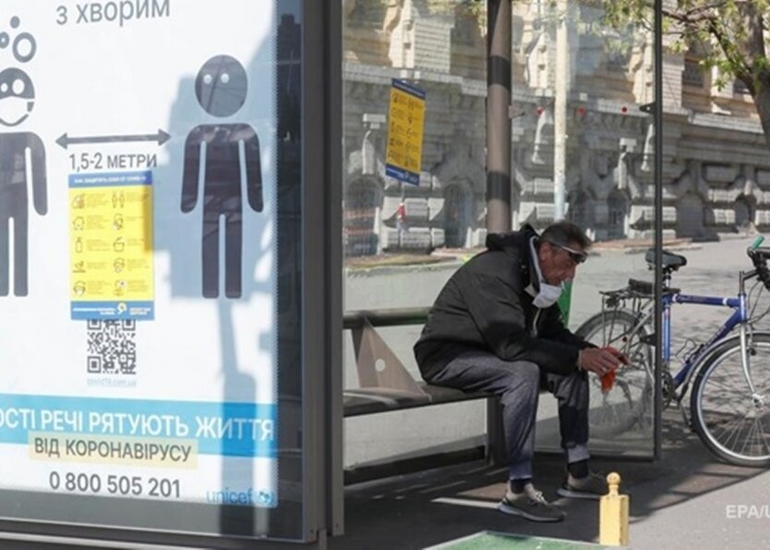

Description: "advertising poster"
0 0 300 538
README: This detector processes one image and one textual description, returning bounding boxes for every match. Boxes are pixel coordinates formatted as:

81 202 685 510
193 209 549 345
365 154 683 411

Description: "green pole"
558 280 573 327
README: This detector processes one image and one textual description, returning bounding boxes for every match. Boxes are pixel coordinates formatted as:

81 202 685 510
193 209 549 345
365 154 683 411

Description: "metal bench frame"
342 307 506 474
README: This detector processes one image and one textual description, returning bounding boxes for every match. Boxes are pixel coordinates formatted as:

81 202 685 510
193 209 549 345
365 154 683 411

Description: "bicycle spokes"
692 336 770 466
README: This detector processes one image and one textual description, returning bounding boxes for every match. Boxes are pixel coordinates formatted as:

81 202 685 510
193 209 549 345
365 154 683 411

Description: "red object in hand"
601 369 616 393
600 345 626 393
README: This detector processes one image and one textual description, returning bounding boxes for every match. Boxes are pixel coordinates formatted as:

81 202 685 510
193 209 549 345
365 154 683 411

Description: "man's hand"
603 345 630 366
578 347 626 376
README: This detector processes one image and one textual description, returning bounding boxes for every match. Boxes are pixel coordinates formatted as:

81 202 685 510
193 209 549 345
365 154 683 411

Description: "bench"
342 307 493 416
342 307 506 473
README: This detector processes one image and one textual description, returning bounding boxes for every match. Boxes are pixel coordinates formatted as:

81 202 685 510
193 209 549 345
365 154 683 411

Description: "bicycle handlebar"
747 237 770 289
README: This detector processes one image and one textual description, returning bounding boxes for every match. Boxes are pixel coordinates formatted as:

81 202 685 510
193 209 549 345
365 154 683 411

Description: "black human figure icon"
0 67 47 297
181 55 262 299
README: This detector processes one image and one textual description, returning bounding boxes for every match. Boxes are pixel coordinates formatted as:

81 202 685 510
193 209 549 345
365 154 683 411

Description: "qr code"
87 320 137 375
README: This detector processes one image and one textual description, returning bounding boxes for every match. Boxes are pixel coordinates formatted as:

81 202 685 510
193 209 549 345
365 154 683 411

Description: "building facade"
342 0 770 255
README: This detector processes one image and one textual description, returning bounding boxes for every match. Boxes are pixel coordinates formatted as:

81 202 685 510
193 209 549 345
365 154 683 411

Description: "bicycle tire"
575 310 654 438
690 332 770 467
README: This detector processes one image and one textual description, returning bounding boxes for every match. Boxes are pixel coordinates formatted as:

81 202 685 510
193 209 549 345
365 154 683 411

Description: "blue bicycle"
575 237 770 466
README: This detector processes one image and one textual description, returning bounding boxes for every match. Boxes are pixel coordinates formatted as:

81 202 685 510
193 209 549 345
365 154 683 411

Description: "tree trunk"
739 3 770 153
752 76 770 154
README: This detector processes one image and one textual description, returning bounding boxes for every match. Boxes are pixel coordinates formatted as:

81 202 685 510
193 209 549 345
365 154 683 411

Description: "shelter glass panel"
518 0 658 457
342 0 489 469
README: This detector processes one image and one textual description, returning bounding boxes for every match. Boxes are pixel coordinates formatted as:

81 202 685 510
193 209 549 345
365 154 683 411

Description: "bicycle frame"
617 293 745 392
612 267 762 406
663 292 746 388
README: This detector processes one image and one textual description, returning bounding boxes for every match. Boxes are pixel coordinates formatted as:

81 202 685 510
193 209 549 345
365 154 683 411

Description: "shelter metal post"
485 0 512 466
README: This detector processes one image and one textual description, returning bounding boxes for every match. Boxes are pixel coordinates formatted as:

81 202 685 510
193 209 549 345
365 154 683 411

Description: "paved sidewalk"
331 408 770 550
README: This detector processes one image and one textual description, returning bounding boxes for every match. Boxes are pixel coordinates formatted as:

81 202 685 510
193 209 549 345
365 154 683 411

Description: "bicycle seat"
644 249 687 271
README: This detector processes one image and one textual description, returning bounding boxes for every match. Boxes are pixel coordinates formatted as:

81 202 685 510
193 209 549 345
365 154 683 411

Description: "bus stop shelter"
0 0 667 547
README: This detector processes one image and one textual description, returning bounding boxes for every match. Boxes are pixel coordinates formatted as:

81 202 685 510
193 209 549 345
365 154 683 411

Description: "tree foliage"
606 0 770 149
607 0 770 92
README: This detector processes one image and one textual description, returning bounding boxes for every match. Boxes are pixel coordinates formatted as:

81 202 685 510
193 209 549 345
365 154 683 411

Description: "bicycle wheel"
575 310 654 438
690 332 770 467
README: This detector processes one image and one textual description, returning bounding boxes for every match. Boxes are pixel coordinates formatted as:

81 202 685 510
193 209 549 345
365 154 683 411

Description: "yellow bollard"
599 472 629 546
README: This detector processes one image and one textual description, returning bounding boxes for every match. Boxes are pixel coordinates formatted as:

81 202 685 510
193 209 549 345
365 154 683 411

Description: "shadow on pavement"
330 410 766 550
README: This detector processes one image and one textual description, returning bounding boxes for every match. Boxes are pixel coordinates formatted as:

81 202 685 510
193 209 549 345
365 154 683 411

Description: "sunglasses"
550 242 588 265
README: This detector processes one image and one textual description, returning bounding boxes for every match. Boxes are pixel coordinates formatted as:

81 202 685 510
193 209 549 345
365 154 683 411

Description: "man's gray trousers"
425 350 590 480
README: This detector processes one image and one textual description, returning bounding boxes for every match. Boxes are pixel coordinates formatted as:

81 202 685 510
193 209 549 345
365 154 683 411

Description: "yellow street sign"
386 79 426 185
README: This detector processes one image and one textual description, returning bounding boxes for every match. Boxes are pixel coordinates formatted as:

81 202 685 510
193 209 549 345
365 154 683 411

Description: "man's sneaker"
556 472 607 500
497 483 565 522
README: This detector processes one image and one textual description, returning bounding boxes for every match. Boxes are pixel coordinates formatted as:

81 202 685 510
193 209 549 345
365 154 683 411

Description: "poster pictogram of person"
0 16 46 297
181 54 262 299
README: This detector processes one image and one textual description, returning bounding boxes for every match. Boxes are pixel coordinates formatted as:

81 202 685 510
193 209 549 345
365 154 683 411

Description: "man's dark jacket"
414 225 592 381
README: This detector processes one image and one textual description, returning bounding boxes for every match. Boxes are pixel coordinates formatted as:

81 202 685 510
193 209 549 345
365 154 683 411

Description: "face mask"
532 281 562 309
0 97 33 127
528 236 563 309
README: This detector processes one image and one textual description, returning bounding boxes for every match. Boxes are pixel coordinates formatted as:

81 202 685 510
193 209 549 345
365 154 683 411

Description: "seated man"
414 221 626 522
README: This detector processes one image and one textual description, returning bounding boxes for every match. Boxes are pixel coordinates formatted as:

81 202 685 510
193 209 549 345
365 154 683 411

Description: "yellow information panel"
386 79 426 185
69 171 154 320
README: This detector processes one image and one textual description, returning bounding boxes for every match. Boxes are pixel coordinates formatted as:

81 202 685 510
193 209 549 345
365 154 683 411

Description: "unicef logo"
257 490 275 507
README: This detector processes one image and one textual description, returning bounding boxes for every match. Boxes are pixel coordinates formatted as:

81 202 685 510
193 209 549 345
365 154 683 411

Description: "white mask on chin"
533 281 562 308
528 237 563 309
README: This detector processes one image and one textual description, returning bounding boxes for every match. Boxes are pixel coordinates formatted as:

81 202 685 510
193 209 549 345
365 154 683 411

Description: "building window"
344 179 381 257
733 78 750 95
568 190 595 235
676 193 704 239
682 58 705 88
606 50 629 72
682 41 707 89
444 184 473 248
607 190 628 240
734 195 756 230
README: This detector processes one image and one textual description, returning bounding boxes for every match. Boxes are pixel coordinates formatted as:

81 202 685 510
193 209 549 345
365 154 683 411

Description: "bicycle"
575 237 770 467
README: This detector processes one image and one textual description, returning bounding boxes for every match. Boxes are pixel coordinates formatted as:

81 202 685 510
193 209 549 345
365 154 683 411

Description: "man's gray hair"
539 221 592 250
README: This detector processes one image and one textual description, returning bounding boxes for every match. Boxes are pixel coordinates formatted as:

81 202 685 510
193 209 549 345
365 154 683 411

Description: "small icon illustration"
181 54 262 299
73 281 86 296
113 237 125 252
72 194 85 209
0 16 46 297
117 302 127 314
75 237 83 253
113 257 125 273
0 16 37 66
112 213 124 230
73 260 85 273
112 191 124 208
73 216 84 230
0 67 35 128
114 280 127 296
